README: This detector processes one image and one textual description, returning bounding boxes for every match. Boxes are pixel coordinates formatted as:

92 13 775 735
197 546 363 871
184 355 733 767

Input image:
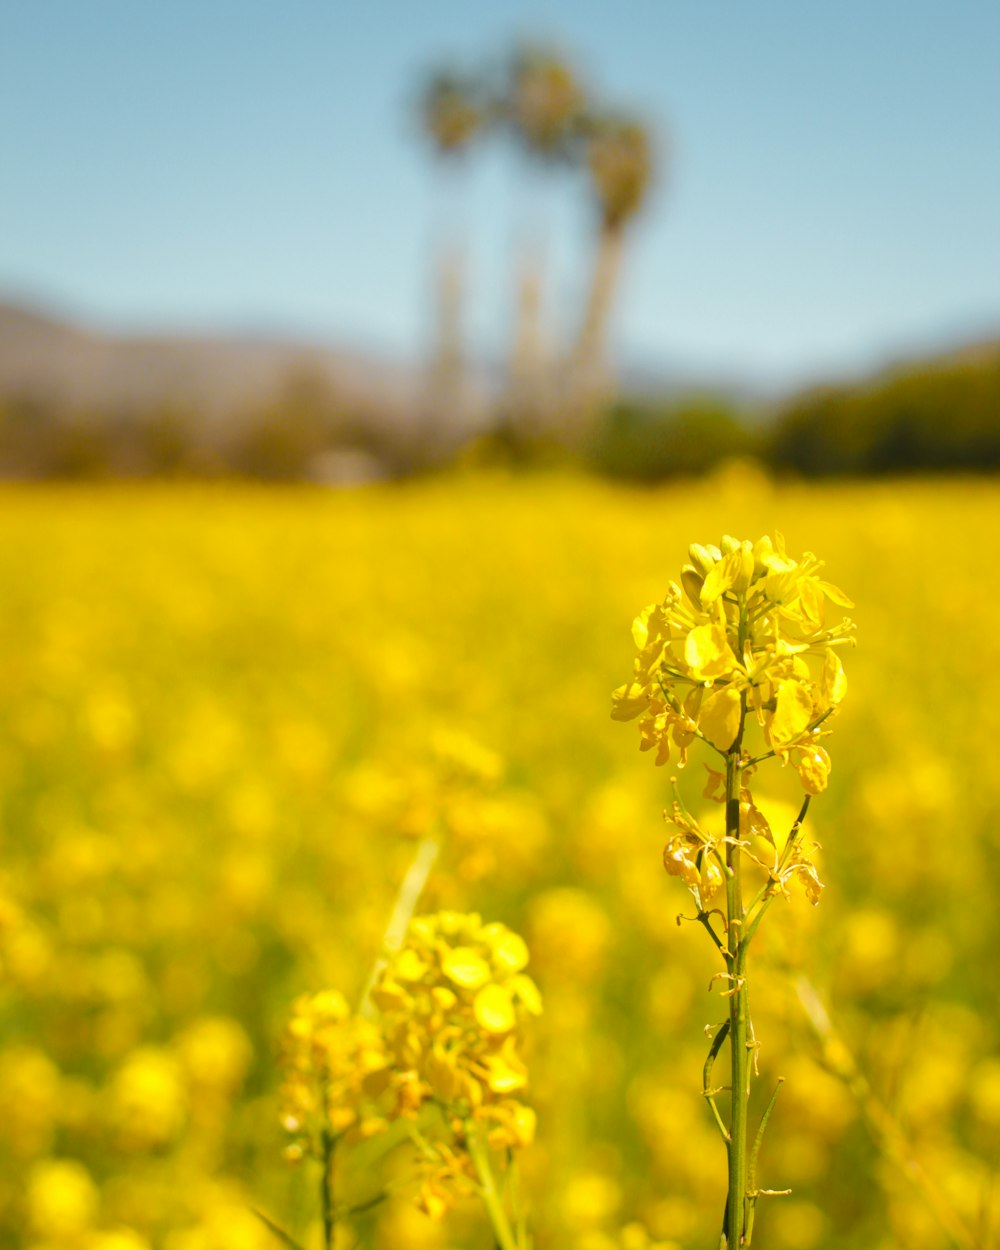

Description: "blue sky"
2 1 999 386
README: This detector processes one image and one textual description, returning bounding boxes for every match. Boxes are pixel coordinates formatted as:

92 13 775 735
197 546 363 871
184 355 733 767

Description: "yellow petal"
474 984 516 1034
394 949 428 982
818 579 854 608
490 931 529 974
795 745 831 795
702 767 726 802
370 982 408 1012
760 569 797 605
311 990 349 1021
699 687 742 751
663 837 701 890
684 622 734 677
510 974 543 1015
700 549 743 605
509 1104 536 1147
741 793 774 844
790 860 824 905
700 859 724 902
631 605 655 649
688 543 718 575
441 947 491 989
485 1051 527 1093
426 1048 462 1101
611 682 649 722
770 680 813 745
681 566 704 607
822 649 848 705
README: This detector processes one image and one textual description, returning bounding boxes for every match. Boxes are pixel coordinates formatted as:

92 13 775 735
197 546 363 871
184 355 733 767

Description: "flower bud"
731 542 755 593
680 565 704 607
688 543 718 575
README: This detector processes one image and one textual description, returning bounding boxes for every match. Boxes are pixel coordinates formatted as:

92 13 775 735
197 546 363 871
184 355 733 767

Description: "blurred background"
2 5 1000 1250
2 0 998 479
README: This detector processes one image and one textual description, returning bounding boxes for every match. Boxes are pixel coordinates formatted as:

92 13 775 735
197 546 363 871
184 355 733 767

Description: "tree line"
1 341 996 482
591 346 1000 481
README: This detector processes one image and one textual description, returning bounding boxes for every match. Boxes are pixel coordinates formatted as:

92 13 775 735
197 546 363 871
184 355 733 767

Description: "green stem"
321 1128 335 1250
703 1019 732 1144
725 746 749 1248
725 603 751 1249
507 1152 529 1250
254 1209 309 1250
466 1122 521 1250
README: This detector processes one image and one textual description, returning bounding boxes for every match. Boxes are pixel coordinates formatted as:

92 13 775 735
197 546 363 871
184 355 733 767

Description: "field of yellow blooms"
2 468 1000 1250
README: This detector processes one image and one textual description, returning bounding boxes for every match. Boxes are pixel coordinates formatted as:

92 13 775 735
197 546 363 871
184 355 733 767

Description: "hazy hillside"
0 299 486 436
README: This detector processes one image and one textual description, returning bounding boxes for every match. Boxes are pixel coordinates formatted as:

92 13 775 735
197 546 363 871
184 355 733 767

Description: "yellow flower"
278 991 388 1160
363 911 541 1207
612 533 854 792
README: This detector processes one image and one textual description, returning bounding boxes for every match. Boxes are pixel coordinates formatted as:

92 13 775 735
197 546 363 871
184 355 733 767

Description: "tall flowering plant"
277 913 540 1250
613 534 855 1248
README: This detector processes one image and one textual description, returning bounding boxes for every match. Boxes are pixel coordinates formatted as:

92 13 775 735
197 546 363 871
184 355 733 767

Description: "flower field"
2 469 1000 1250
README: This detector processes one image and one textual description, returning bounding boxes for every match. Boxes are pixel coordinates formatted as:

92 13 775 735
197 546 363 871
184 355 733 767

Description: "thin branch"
253 1210 309 1250
703 1018 732 1144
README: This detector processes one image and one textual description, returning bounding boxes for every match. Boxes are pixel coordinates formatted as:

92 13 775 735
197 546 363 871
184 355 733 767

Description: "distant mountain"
0 299 489 439
2 295 996 435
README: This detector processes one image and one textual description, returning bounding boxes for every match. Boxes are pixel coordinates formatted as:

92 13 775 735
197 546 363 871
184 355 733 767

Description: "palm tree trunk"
422 161 470 455
507 246 550 438
567 221 625 436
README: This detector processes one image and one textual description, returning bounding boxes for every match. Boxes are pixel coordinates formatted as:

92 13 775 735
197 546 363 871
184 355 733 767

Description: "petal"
699 687 742 751
631 604 656 649
484 1052 527 1093
818 579 854 609
700 549 743 605
822 649 848 705
491 931 529 974
684 622 736 678
795 745 831 795
611 682 650 722
769 679 813 745
474 984 516 1034
510 974 543 1015
441 947 491 989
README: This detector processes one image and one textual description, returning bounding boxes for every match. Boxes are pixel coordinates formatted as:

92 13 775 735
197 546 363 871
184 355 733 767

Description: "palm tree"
568 114 654 434
418 71 485 447
501 48 586 440
507 46 584 163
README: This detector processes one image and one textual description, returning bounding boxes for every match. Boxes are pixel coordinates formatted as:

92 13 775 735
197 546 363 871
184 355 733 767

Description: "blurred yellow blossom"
27 1158 99 1240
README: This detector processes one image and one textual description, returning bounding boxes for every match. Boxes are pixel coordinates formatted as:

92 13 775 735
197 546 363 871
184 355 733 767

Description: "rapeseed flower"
278 990 388 1163
278 913 540 1221
372 912 541 1146
613 533 854 794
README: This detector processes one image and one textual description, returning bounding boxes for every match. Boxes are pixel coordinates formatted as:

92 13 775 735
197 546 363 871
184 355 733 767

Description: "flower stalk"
613 533 855 1249
724 725 749 1248
466 1122 523 1250
320 1124 336 1250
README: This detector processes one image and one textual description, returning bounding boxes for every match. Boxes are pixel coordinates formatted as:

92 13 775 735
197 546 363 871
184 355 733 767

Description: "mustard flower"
278 990 388 1163
612 533 854 794
371 911 541 1146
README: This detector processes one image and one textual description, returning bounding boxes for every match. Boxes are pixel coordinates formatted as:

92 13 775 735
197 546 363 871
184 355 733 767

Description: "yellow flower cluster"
612 534 855 794
278 990 388 1162
373 911 541 1144
279 912 541 1218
